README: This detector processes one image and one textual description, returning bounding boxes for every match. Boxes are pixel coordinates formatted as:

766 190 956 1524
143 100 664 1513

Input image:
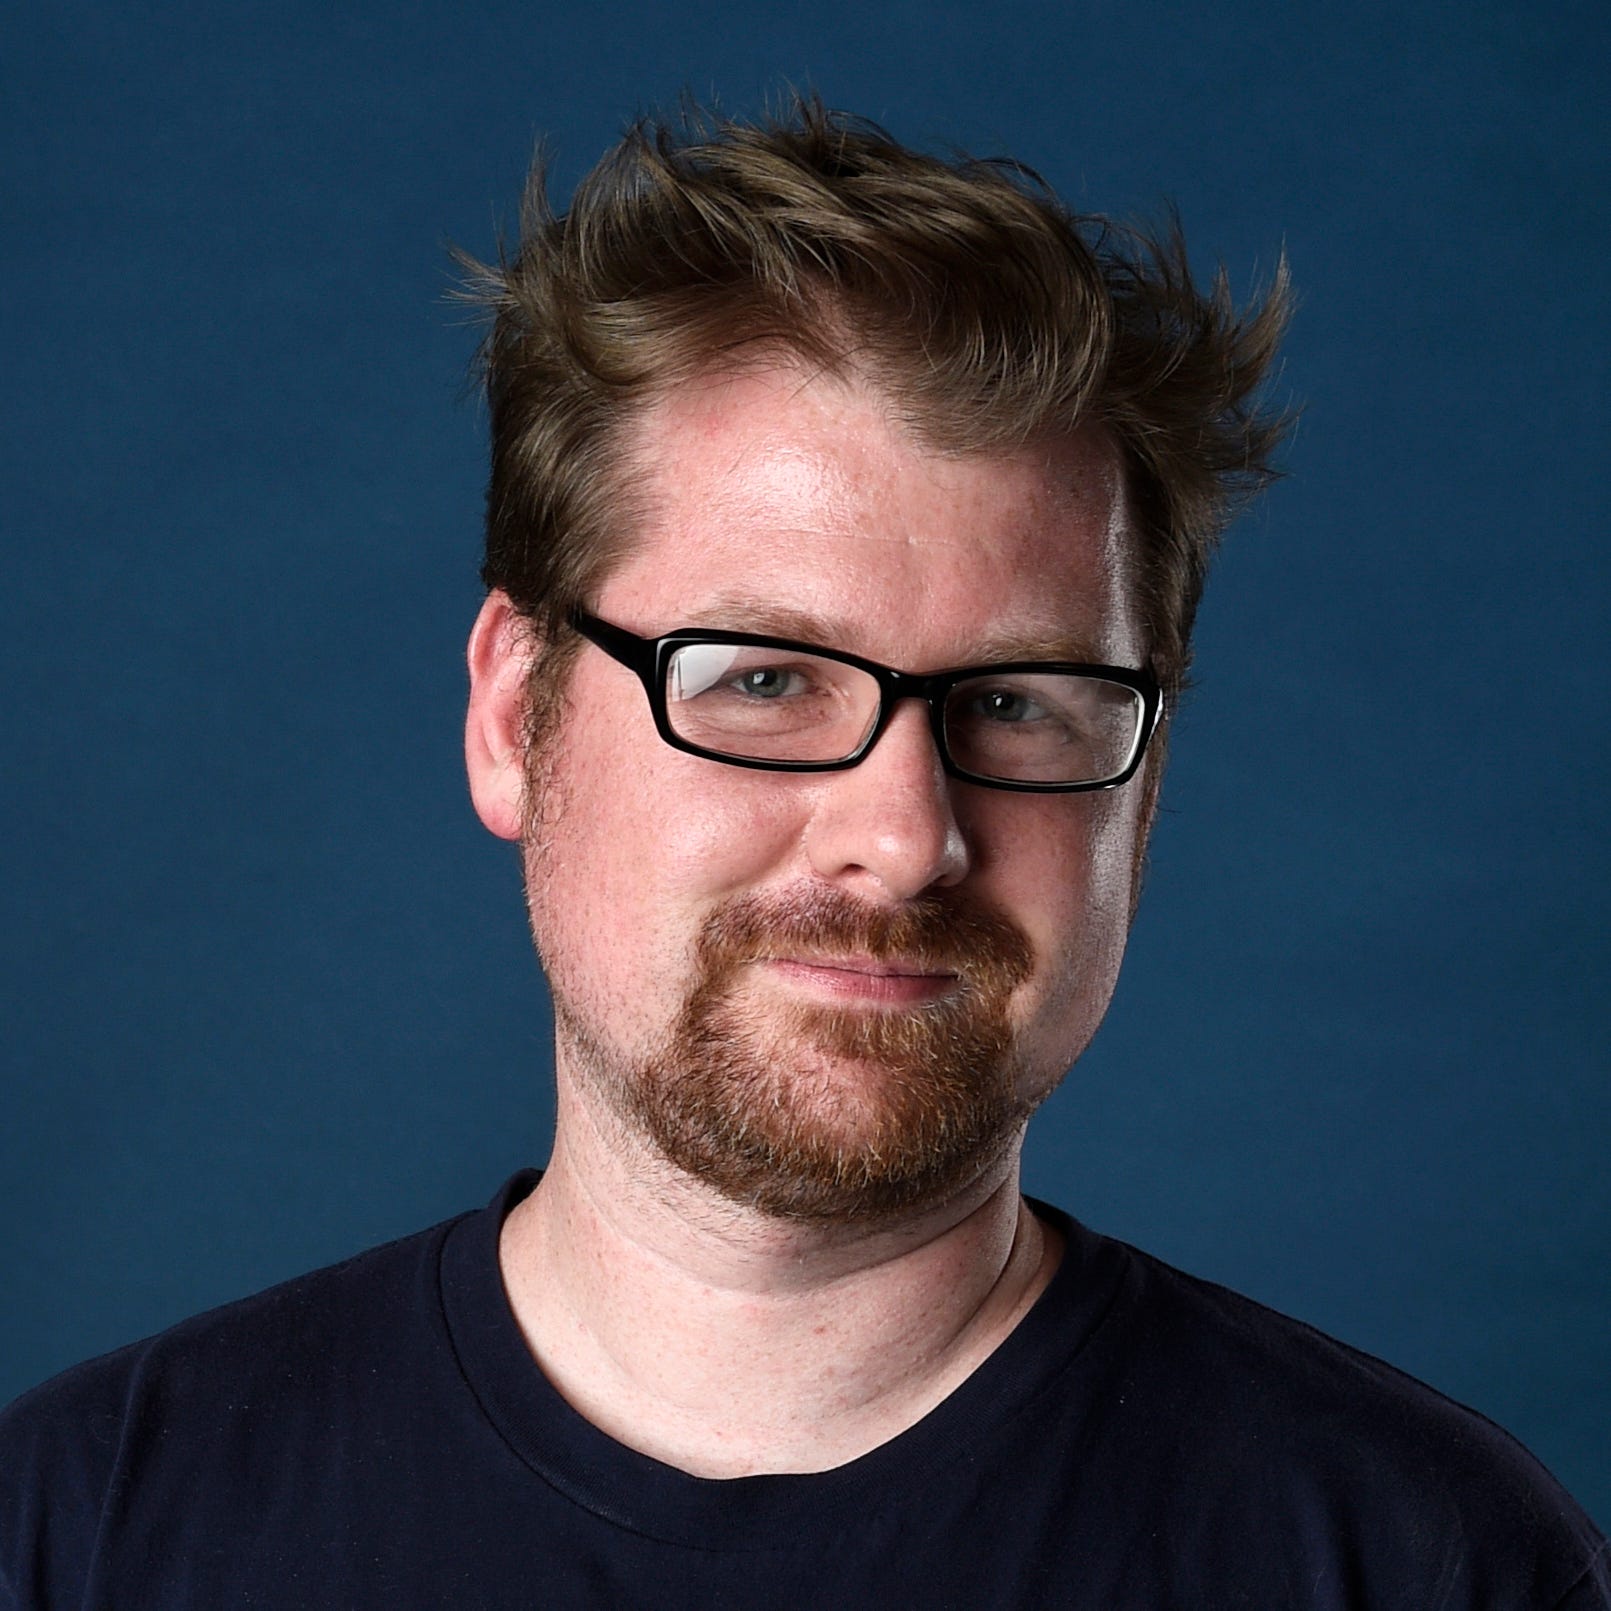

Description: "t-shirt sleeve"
0 1351 135 1610
1554 1541 1611 1610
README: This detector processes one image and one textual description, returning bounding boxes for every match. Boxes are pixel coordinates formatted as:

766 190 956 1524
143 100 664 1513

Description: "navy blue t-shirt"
2 1172 1605 1608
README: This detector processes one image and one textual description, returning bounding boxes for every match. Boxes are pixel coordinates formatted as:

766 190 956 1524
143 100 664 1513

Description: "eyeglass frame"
569 607 1165 795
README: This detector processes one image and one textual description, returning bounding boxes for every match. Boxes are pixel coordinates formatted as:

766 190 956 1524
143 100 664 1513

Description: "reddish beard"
570 887 1037 1224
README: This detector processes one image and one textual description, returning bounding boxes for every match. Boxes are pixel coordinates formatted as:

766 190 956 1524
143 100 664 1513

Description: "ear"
465 591 536 842
1126 735 1169 924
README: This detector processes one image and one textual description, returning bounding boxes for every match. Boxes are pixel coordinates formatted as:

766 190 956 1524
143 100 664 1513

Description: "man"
2 100 1605 1608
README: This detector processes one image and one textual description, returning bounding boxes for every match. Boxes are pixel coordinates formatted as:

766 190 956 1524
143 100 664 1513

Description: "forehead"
602 364 1143 668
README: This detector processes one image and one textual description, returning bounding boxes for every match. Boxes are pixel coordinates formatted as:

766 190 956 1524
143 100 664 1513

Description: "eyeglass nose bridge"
837 663 967 778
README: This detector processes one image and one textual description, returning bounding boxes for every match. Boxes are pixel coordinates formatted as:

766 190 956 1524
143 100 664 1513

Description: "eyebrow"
681 591 1110 667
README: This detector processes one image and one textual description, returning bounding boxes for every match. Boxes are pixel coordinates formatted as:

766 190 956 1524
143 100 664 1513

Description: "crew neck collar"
440 1170 1125 1551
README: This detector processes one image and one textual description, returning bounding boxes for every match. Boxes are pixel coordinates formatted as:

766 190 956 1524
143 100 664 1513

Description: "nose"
803 698 971 901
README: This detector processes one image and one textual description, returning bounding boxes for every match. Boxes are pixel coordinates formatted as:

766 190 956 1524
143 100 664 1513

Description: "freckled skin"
473 363 1156 1166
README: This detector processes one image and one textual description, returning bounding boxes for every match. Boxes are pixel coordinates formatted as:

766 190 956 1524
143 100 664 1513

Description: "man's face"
472 364 1155 1224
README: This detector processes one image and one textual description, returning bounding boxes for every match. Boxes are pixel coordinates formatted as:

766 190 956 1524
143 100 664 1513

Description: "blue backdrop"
5 0 1606 1523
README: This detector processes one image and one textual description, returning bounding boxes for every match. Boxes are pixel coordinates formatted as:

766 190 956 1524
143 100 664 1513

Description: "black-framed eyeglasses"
570 609 1163 794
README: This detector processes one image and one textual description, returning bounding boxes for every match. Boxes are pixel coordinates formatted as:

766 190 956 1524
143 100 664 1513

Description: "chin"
616 992 1038 1225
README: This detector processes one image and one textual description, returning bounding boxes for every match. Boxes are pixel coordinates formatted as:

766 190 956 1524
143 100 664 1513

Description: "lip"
760 955 961 1005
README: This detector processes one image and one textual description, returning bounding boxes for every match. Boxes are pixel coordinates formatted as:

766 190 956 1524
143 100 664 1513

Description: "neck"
498 1082 1062 1478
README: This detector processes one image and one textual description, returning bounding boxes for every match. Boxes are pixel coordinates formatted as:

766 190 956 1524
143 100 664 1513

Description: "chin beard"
564 887 1039 1225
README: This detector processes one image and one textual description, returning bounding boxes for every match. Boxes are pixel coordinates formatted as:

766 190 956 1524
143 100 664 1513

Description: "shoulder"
1114 1239 1549 1469
0 1206 473 1608
1056 1221 1608 1603
5 1206 462 1419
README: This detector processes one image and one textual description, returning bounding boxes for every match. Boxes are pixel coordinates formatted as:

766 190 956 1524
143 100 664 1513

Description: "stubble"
553 885 1038 1225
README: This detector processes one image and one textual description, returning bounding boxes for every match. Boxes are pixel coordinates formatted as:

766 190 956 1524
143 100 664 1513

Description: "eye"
670 644 833 704
730 665 808 699
969 687 1048 723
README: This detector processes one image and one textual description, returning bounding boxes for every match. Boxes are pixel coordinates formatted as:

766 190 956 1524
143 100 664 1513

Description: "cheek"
983 792 1137 935
619 761 808 912
998 796 1144 1068
530 739 807 985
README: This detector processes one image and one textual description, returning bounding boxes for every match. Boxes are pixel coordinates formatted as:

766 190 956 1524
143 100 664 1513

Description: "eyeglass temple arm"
568 608 660 684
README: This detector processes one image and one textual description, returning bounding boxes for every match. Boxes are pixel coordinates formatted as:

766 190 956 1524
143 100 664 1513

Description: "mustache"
695 887 1034 993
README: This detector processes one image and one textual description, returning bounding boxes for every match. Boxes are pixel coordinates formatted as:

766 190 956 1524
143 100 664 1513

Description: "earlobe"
465 591 535 842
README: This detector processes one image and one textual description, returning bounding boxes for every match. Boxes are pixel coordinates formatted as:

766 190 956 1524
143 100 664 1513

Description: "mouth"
759 954 963 1005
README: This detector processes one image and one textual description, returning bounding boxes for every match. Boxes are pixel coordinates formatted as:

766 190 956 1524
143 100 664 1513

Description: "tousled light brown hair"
464 97 1292 715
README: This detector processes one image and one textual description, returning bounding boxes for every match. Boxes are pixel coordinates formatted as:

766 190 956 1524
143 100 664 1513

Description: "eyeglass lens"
665 642 1143 784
